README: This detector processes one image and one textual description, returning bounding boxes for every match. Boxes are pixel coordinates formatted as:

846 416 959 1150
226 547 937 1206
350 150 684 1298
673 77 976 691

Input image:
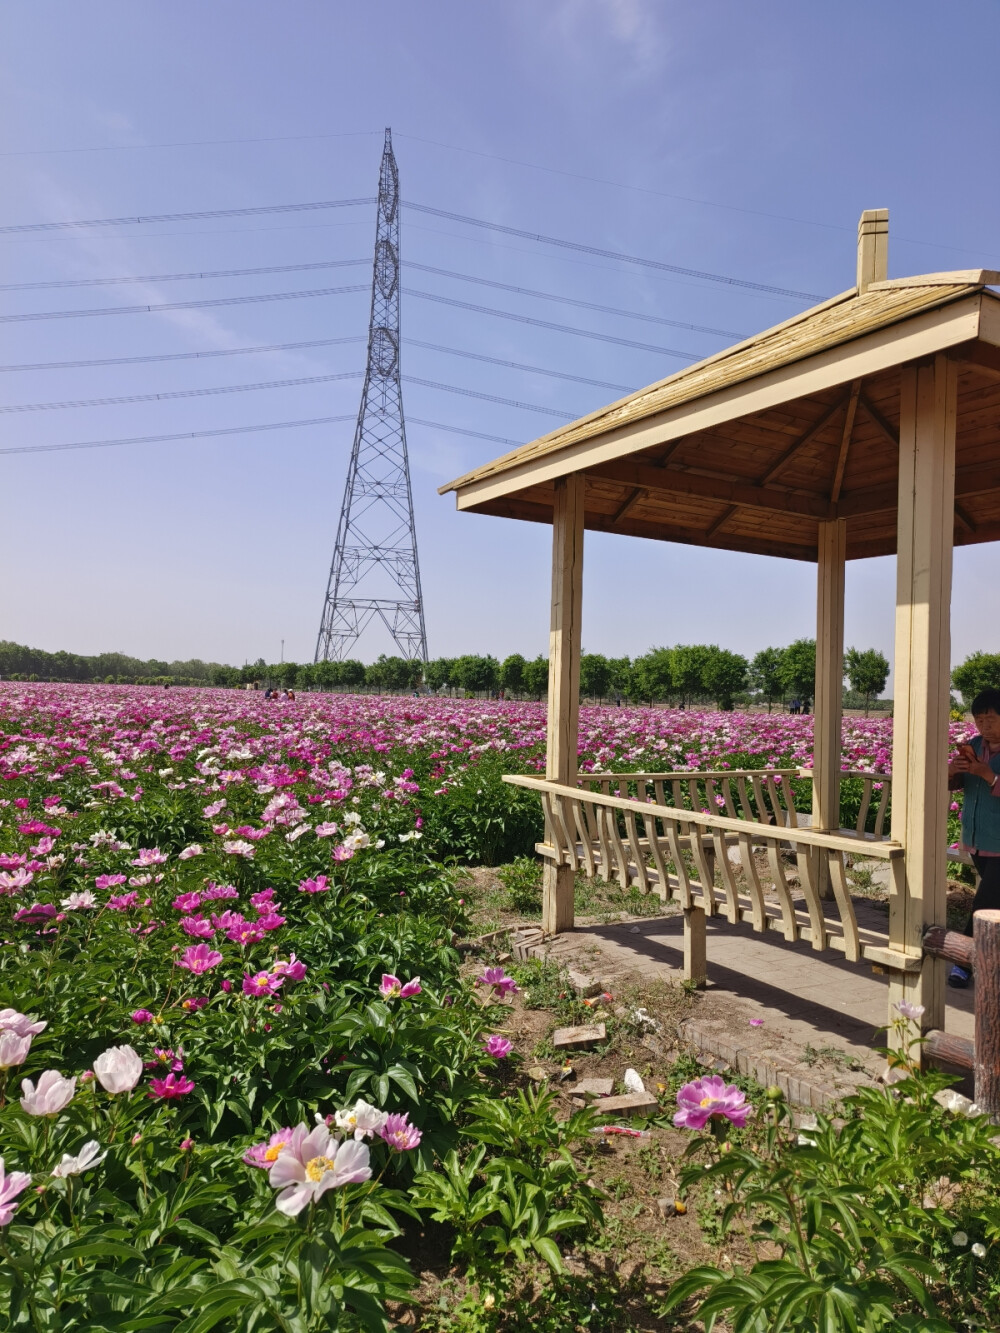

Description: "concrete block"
584 1090 659 1117
567 968 603 998
552 1022 606 1050
571 1077 615 1099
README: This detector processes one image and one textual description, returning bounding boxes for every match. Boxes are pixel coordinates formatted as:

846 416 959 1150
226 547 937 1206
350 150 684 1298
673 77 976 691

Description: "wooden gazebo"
441 211 1000 1042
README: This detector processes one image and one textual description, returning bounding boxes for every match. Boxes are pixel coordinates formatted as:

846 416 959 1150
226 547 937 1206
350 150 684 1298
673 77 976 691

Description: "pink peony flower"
202 800 227 818
130 1009 155 1024
481 1035 513 1059
0 1157 31 1226
895 1000 926 1022
180 996 208 1012
243 971 284 997
202 883 240 901
107 892 139 911
222 840 255 859
20 1069 76 1117
172 892 203 913
255 912 286 932
228 923 266 946
13 903 58 925
271 954 307 982
176 943 223 975
0 1009 47 1039
0 869 34 893
180 916 215 939
243 1127 294 1168
378 1112 423 1151
378 974 421 1000
475 967 519 998
145 1047 184 1073
177 844 203 860
298 875 329 894
249 889 276 910
93 1045 144 1094
131 849 167 867
673 1075 751 1131
0 1031 33 1069
210 910 245 932
267 1122 371 1216
148 1072 194 1100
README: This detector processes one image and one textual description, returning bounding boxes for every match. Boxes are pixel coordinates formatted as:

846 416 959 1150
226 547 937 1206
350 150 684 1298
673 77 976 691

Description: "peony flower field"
0 682 976 1329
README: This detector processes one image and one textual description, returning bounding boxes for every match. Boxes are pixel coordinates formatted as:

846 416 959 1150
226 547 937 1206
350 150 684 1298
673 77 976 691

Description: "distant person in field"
947 687 1000 987
263 687 273 700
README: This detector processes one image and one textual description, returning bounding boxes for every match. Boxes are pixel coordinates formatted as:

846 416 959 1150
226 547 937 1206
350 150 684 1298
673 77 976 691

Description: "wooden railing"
505 773 917 974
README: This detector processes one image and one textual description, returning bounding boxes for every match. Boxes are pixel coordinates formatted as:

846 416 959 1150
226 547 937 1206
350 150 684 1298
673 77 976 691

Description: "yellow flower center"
264 1143 285 1162
305 1154 336 1182
699 1097 715 1108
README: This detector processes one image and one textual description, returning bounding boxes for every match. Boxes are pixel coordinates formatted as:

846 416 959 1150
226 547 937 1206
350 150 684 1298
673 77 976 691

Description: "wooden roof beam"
857 392 899 447
830 380 861 503
586 458 834 520
839 459 1000 519
759 395 848 485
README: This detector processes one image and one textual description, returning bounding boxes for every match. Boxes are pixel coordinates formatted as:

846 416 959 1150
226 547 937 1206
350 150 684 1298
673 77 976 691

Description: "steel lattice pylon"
315 128 428 664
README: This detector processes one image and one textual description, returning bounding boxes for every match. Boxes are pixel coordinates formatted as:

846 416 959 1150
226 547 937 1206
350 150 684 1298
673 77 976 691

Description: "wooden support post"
542 473 584 936
812 518 846 899
888 355 957 1051
856 208 889 293
974 909 1000 1116
683 906 707 988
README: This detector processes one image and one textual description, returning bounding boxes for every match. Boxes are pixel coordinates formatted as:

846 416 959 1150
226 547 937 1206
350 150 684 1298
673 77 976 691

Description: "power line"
0 258 369 291
407 261 744 339
0 413 521 458
0 198 375 236
0 370 365 414
0 195 817 299
0 130 379 158
0 336 366 373
403 376 572 419
403 202 821 302
404 287 697 358
0 283 368 323
408 339 633 393
0 256 742 338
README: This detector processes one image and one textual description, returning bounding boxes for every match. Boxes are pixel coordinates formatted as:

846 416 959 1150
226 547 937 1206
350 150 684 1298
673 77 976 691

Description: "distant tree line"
5 636 960 715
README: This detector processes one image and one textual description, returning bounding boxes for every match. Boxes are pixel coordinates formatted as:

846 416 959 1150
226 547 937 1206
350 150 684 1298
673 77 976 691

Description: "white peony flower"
51 1140 107 1178
93 1045 144 1095
334 1099 388 1141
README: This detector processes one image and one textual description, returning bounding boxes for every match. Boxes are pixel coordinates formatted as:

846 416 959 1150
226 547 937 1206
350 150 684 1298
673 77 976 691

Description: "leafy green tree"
670 644 713 705
704 647 748 710
607 656 633 702
952 651 1000 706
424 658 454 691
632 649 673 705
500 653 526 697
276 661 300 689
522 655 550 700
339 660 366 689
579 653 612 702
452 655 500 696
844 646 889 716
779 638 816 706
749 647 785 712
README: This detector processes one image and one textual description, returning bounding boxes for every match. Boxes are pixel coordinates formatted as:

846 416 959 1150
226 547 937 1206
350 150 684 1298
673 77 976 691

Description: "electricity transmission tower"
315 129 428 664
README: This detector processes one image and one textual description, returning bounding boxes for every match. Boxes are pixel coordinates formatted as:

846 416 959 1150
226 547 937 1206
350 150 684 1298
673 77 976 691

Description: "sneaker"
948 965 971 989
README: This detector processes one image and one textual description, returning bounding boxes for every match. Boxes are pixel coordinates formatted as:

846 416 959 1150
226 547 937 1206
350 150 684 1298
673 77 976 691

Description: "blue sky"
2 1 999 672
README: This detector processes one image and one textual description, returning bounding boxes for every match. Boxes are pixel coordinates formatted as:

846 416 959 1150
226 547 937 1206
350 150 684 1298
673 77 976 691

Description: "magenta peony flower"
243 1127 294 1168
130 1009 155 1024
475 967 519 998
172 892 202 914
255 912 286 932
107 892 139 911
0 1157 31 1226
180 916 215 939
379 973 420 999
378 1112 423 1151
673 1075 751 1131
298 875 330 894
271 953 307 982
149 1072 195 1099
13 903 58 925
202 883 240 901
176 943 223 975
180 996 208 1012
243 971 284 997
227 923 266 946
95 874 128 890
145 1047 184 1073
482 1035 513 1059
250 888 276 910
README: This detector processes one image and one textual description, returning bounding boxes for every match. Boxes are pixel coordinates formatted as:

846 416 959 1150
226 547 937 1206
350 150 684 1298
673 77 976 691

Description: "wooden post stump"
684 906 707 988
974 909 1000 1116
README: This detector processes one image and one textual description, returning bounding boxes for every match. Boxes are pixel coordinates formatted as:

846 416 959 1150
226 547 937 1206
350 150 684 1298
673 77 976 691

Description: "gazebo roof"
440 262 1000 562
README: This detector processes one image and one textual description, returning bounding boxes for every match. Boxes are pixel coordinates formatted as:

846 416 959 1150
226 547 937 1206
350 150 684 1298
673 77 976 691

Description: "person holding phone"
946 687 1000 986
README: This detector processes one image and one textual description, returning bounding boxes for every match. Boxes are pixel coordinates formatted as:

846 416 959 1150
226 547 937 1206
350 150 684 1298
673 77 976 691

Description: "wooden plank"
856 209 889 293
684 906 707 987
858 391 899 447
830 381 861 503
642 810 671 902
542 474 584 934
766 843 800 942
624 807 649 894
889 355 957 1041
813 518 846 902
796 847 828 951
713 828 740 923
759 396 847 485
665 820 693 909
737 830 767 931
588 458 833 519
828 850 861 961
446 296 984 509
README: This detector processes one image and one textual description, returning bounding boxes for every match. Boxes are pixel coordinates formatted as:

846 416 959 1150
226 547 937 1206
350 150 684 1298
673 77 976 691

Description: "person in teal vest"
947 688 1000 987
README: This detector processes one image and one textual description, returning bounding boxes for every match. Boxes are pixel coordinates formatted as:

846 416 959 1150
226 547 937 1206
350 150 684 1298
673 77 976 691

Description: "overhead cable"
404 287 697 358
0 258 369 291
0 337 365 373
407 262 744 338
0 371 365 414
403 201 820 302
408 339 633 393
0 283 368 323
0 414 519 457
0 198 375 236
403 376 572 418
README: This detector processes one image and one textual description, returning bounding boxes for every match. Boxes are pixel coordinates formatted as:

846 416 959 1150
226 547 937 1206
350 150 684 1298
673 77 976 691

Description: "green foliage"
452 656 501 697
779 637 816 702
749 646 785 711
703 647 748 710
845 646 890 715
496 857 542 915
521 656 549 700
579 653 612 701
663 1051 1000 1331
499 654 526 696
422 754 544 866
953 651 1000 705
